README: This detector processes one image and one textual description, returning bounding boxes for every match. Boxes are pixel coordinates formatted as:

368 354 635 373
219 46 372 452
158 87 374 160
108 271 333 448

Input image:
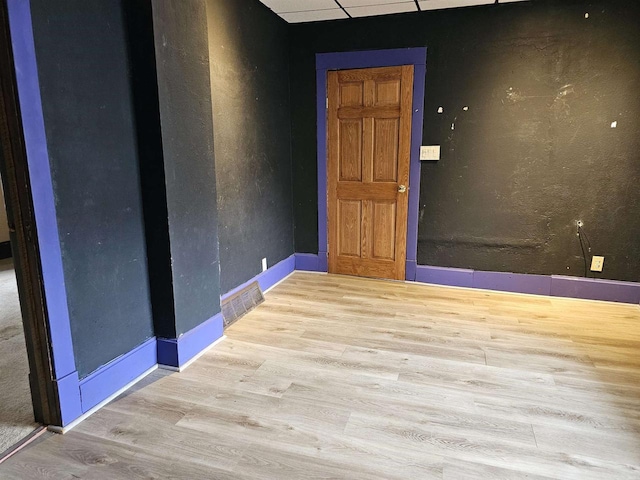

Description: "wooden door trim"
316 48 427 280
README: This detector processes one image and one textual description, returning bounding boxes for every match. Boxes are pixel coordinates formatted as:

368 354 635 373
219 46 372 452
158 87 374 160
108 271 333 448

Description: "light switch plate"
420 145 440 161
590 256 604 272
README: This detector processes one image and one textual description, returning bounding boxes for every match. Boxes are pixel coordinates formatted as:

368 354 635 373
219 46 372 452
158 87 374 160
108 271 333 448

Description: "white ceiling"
258 0 528 23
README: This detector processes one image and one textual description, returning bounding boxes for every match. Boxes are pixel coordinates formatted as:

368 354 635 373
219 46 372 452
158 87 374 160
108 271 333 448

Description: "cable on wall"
333 0 352 18
577 224 592 278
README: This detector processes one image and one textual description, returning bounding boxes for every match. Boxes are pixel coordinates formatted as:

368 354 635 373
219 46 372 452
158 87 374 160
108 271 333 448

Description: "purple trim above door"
316 48 427 280
316 48 428 71
8 0 78 380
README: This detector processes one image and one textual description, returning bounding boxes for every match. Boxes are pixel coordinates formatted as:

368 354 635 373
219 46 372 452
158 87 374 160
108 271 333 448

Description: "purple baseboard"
415 265 640 304
55 337 158 427
79 337 158 413
415 265 474 288
157 313 224 369
551 275 640 304
295 253 322 272
54 371 82 427
473 270 552 296
221 254 296 302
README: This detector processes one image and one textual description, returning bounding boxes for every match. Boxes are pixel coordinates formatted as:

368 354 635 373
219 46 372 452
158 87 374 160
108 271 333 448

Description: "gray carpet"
0 258 38 454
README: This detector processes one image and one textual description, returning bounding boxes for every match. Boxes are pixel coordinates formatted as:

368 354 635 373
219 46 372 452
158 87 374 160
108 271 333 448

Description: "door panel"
337 200 362 257
339 120 363 181
340 82 364 106
372 201 396 261
375 79 401 106
327 65 413 280
373 118 399 182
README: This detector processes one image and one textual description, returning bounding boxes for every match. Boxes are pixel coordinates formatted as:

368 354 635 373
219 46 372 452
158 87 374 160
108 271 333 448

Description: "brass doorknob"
398 185 407 193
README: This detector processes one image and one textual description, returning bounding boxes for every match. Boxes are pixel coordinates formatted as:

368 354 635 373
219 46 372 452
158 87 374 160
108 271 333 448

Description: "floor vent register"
221 281 264 329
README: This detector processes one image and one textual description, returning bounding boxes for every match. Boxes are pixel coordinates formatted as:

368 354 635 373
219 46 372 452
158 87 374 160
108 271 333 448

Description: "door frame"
1 0 81 427
0 0 61 426
316 48 427 281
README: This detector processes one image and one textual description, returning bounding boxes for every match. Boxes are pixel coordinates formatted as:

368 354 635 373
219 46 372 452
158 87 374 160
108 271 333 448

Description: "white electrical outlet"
420 145 441 161
590 256 604 272
261 258 268 272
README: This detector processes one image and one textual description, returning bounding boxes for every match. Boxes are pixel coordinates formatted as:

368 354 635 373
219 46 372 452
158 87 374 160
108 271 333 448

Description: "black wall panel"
207 0 294 294
30 0 154 377
153 0 221 335
123 0 176 340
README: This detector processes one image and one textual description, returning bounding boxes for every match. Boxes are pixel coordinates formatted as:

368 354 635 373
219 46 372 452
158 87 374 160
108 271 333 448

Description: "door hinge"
326 97 329 109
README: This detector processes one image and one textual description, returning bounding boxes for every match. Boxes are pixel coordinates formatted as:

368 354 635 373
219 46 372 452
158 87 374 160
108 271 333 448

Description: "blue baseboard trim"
55 371 82 427
295 253 322 272
415 265 474 288
55 337 158 427
157 313 224 369
415 265 640 304
551 275 640 304
473 270 552 296
155 255 299 370
221 254 296 301
317 252 328 272
405 260 417 282
78 337 158 413
56 316 228 427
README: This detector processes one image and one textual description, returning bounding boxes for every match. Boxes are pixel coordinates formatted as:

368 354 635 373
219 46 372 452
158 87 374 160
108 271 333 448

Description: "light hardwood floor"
1 272 640 479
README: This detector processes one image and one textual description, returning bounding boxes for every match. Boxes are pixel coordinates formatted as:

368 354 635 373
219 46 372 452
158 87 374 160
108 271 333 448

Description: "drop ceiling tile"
418 0 493 10
280 9 349 23
340 0 412 6
348 2 418 18
260 0 337 13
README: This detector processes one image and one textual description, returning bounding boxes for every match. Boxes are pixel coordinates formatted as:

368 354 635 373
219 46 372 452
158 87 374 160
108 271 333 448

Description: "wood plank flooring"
1 272 640 479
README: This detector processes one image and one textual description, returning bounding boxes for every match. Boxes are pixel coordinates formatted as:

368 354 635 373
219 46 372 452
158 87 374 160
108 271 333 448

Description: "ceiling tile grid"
259 0 528 23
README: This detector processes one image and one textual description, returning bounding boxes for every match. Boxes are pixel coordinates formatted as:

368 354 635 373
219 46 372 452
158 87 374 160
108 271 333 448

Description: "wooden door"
327 65 413 280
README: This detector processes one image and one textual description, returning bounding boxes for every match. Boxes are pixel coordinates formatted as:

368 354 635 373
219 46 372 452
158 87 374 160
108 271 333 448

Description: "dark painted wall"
206 0 294 294
153 0 221 335
290 0 640 282
30 0 154 377
123 0 176 338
